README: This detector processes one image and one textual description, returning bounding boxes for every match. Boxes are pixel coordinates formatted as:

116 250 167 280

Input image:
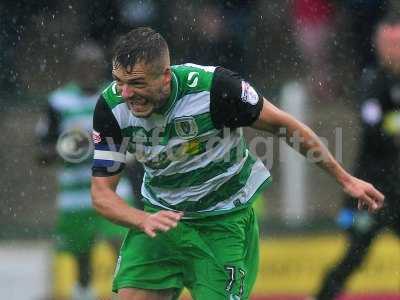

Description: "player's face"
112 62 171 118
376 24 400 74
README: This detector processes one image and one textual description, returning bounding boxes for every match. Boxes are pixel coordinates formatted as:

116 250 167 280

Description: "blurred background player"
36 41 141 300
313 15 400 300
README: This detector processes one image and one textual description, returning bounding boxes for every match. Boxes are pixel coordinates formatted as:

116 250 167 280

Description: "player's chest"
123 115 219 168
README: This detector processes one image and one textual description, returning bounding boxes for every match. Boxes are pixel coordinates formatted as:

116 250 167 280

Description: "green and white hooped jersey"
40 83 132 211
92 64 271 218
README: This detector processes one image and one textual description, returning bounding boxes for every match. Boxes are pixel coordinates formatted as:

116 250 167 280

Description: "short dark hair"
112 27 169 71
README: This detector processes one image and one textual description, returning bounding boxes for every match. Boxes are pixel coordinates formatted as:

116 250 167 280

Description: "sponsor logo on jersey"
92 130 102 144
174 117 198 139
241 81 259 105
184 139 201 155
132 128 148 143
187 72 199 88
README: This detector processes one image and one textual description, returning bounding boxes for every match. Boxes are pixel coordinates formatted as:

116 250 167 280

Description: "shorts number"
225 266 246 297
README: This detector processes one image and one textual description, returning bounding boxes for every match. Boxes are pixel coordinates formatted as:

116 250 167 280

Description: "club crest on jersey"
174 117 198 139
241 81 259 105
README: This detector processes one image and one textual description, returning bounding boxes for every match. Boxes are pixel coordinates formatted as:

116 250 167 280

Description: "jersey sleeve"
210 67 264 129
92 96 126 176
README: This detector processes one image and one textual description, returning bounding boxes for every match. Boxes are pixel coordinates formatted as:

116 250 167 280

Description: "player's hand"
342 176 384 212
138 210 183 238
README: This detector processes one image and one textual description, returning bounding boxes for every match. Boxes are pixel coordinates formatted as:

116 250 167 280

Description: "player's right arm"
91 96 182 237
91 174 181 237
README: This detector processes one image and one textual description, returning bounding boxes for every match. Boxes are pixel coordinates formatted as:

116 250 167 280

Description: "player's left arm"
252 98 384 212
210 67 384 211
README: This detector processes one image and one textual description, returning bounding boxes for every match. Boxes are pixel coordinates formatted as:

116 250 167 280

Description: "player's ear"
162 67 171 85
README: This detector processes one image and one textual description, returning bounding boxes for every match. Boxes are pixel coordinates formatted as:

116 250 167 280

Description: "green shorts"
55 210 128 255
113 205 260 299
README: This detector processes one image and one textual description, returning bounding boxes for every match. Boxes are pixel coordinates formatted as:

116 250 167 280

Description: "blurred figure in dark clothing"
341 0 389 75
169 0 256 76
83 0 168 54
313 15 400 300
84 1 127 44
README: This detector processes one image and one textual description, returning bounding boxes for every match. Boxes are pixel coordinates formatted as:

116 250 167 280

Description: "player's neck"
156 72 175 115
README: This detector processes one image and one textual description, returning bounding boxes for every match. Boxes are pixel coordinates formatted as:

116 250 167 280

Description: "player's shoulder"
172 63 217 75
101 81 124 110
172 63 217 96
